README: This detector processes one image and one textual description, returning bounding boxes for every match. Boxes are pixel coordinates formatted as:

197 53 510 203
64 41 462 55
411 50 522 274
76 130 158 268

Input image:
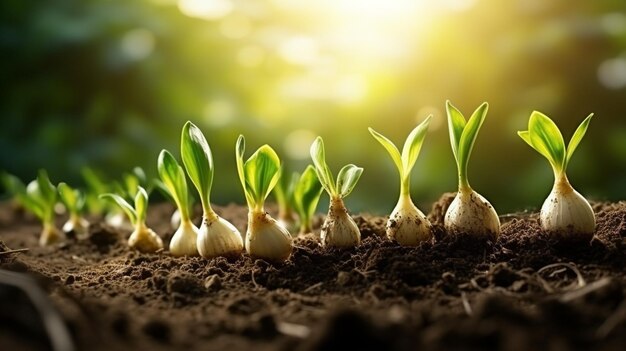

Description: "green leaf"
100 193 137 225
158 149 190 221
457 102 488 182
401 115 431 176
293 165 323 229
135 186 148 224
181 121 214 213
336 164 363 198
58 182 79 213
565 113 593 169
446 101 466 163
36 169 57 206
274 166 298 210
1 172 26 197
368 127 403 176
310 137 336 196
23 180 47 220
528 111 566 172
243 145 281 206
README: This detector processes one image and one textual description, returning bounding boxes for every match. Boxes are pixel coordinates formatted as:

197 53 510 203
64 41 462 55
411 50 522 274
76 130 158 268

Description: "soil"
1 195 626 351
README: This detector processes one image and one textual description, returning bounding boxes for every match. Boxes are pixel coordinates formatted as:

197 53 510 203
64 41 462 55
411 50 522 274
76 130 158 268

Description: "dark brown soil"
1 195 626 351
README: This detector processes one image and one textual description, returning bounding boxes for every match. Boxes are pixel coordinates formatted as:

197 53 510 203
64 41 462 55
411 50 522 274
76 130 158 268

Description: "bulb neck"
329 197 348 217
553 173 574 195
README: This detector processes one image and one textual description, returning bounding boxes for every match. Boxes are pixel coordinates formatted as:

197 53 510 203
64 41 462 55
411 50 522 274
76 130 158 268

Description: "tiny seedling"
369 116 432 245
293 165 323 234
445 101 500 239
273 167 299 232
81 167 111 216
57 183 90 238
158 149 200 256
181 121 243 258
100 186 163 253
1 171 27 211
310 137 363 248
22 170 64 246
518 111 595 240
236 135 292 261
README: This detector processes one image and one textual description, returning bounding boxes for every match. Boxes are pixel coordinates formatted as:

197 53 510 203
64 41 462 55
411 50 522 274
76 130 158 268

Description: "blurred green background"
1 0 625 214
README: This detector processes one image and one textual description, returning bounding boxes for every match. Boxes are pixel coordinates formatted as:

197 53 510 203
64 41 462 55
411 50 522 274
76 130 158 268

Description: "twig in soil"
559 277 611 303
250 270 260 290
538 262 586 291
0 248 29 255
596 298 626 339
0 269 75 351
302 282 323 293
276 321 311 339
461 292 473 316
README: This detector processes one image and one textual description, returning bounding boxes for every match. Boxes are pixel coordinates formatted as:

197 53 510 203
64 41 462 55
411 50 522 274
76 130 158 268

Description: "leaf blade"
181 121 214 212
368 127 403 177
337 164 363 198
401 115 431 176
565 113 593 169
100 193 137 225
244 145 282 206
158 149 190 221
310 137 336 196
293 165 323 229
528 111 566 172
457 102 488 181
446 101 466 163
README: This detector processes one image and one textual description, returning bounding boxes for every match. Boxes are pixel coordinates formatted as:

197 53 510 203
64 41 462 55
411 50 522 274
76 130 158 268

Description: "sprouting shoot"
20 170 64 246
158 149 199 256
273 167 299 232
57 182 90 238
181 121 243 258
236 135 292 261
369 115 432 246
444 101 500 239
518 111 595 241
310 137 363 248
101 186 163 253
293 165 323 234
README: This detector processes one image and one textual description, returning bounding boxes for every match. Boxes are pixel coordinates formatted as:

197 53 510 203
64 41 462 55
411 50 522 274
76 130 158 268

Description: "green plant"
518 111 595 240
369 115 432 245
445 101 500 239
57 182 90 237
293 165 324 234
181 121 243 258
100 186 163 253
81 167 110 216
1 172 27 210
158 149 199 256
236 135 292 261
310 137 363 248
22 170 64 246
273 167 299 232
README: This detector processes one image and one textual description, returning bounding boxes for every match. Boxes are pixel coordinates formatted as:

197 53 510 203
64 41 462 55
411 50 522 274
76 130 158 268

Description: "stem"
458 160 471 193
299 221 311 234
400 175 410 197
396 192 414 211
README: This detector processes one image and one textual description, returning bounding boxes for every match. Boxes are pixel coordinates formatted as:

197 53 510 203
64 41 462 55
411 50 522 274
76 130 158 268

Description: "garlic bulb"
387 196 431 246
198 215 243 258
169 219 200 257
246 211 292 261
62 215 90 238
170 209 181 229
444 189 500 240
128 223 164 253
540 176 595 240
321 198 360 248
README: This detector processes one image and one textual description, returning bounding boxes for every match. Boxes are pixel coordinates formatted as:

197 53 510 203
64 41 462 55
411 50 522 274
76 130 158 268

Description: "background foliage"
1 0 626 213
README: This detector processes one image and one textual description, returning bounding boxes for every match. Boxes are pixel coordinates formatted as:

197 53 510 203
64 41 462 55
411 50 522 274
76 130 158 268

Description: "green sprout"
444 101 500 239
100 186 163 253
181 121 243 258
236 135 292 261
518 111 595 240
293 165 323 234
273 167 299 232
310 136 363 248
157 149 199 256
369 115 432 246
21 170 64 246
57 182 90 238
1 171 27 211
81 167 110 216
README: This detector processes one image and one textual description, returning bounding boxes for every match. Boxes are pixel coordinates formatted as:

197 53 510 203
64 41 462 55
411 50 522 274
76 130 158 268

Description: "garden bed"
1 195 626 351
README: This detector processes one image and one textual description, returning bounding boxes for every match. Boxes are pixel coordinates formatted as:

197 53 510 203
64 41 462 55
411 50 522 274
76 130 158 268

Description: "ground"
1 195 626 351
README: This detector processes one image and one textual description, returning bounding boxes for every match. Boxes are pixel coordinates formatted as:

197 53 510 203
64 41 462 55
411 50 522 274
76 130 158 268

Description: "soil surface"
1 195 626 351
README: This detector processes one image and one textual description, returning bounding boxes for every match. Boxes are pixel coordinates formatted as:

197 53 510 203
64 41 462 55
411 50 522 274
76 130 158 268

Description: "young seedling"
100 186 163 253
310 137 363 248
22 170 64 246
445 101 500 239
293 165 323 234
57 183 90 238
157 149 199 256
81 167 110 216
273 167 299 232
182 121 243 258
369 116 432 246
1 172 27 212
236 135 292 261
518 112 595 241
